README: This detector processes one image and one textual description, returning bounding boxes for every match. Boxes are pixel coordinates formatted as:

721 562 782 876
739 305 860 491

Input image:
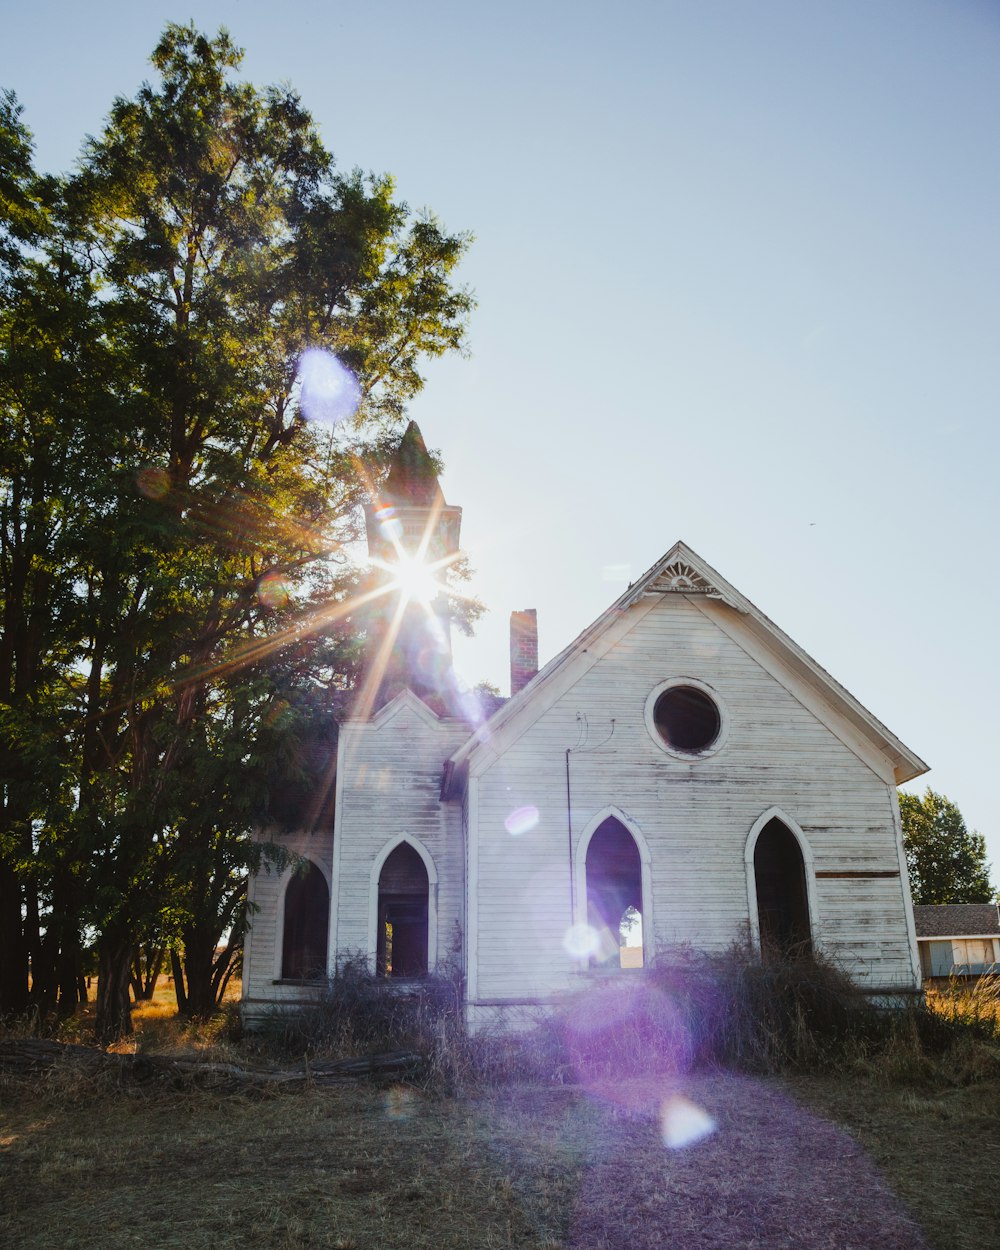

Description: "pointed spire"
383 421 443 506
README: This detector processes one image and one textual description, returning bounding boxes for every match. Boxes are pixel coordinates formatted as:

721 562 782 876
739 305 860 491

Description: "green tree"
899 788 994 905
0 93 111 1019
1 24 473 1039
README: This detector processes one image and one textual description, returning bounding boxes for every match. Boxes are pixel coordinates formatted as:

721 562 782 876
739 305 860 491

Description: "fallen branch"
0 1039 421 1090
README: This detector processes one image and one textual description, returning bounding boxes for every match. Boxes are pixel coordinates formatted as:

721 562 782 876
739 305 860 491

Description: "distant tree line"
0 25 472 1042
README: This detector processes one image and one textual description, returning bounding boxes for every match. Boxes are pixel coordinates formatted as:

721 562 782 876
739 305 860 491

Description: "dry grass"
925 971 1000 1036
0 1068 958 1250
3 963 1000 1247
0 1079 541 1250
0 977 246 1057
787 1074 1000 1250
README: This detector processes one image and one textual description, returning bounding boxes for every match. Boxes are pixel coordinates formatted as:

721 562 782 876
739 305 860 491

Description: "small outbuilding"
912 904 1000 981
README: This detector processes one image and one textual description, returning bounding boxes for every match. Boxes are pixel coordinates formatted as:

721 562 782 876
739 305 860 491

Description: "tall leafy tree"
0 93 110 1019
899 788 994 905
1 25 472 1039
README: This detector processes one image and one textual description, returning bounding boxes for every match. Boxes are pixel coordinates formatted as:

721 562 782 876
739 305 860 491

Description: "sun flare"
388 551 444 606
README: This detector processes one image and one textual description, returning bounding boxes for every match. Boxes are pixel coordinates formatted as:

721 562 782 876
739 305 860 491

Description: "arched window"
377 843 429 977
281 861 330 980
753 818 812 958
586 817 645 968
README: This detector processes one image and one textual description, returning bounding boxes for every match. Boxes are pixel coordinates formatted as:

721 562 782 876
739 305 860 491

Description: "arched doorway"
376 842 429 977
586 817 645 968
281 861 330 980
753 818 812 958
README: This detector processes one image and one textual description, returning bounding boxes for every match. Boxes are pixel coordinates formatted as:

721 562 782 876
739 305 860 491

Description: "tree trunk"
0 856 29 1016
23 873 55 1014
53 870 82 1018
56 945 81 1018
175 932 219 1020
95 929 134 1044
170 948 189 1017
131 944 164 1001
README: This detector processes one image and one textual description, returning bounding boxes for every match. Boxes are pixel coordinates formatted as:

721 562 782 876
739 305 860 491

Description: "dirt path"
483 1073 928 1249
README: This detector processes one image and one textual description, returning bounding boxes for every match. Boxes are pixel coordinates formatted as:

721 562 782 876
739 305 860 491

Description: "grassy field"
3 1069 975 1250
2 974 998 1249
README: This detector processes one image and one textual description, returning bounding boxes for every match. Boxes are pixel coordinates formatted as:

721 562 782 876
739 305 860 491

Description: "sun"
389 551 444 606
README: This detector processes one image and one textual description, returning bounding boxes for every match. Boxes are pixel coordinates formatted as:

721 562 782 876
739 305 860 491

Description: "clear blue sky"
4 1 999 875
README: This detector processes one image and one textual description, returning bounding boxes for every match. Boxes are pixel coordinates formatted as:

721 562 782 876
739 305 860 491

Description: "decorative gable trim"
619 545 745 614
643 559 727 599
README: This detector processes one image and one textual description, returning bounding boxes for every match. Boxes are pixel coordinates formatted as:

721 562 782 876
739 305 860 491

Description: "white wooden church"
242 423 928 1028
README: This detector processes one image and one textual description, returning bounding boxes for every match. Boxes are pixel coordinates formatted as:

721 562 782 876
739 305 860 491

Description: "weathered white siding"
469 593 920 1007
242 827 334 1025
331 693 468 971
244 693 469 1024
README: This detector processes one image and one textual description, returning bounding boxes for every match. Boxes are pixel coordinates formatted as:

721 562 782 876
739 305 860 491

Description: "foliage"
253 956 465 1068
899 787 995 905
0 24 473 1041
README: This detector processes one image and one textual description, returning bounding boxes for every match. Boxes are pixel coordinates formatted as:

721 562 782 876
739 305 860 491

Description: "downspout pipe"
566 747 574 924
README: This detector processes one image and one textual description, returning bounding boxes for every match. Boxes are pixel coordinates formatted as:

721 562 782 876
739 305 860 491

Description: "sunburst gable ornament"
647 560 723 597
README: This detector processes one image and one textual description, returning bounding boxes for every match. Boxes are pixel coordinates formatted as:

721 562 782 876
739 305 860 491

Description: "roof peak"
383 421 444 506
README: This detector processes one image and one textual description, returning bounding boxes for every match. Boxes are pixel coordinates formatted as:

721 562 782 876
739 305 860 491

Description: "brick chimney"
510 609 538 696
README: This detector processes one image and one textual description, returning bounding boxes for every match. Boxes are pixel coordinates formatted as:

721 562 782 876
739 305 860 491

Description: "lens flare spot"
263 698 291 727
660 1095 716 1149
298 348 360 427
383 1085 414 1120
562 922 601 961
504 805 539 836
136 466 170 499
374 504 403 542
258 572 290 609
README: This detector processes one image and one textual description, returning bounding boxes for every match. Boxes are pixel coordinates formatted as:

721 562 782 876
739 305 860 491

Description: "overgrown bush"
251 957 467 1076
547 945 888 1081
461 946 1000 1087
247 946 1000 1092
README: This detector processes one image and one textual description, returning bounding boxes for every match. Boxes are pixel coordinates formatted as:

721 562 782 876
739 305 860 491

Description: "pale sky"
4 0 999 874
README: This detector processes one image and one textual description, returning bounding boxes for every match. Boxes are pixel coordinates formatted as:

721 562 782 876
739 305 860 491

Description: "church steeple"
364 421 462 564
382 421 444 506
362 422 463 712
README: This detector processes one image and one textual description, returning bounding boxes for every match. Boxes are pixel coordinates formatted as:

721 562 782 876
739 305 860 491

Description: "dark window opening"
281 862 330 980
377 843 429 977
754 818 812 958
653 685 720 753
586 818 644 969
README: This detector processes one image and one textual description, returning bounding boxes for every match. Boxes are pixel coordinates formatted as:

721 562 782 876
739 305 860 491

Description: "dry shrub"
0 1001 94 1046
538 945 886 1081
167 948 1000 1094
460 946 999 1089
249 957 466 1068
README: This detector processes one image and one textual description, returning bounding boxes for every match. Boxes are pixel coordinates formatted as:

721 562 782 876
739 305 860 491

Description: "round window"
652 685 721 753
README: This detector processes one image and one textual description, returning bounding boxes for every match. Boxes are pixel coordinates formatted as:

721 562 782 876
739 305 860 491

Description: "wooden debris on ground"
0 1038 421 1090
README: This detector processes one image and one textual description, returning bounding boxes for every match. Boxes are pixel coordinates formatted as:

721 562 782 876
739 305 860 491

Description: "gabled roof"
446 540 929 788
913 904 1000 939
367 687 443 730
